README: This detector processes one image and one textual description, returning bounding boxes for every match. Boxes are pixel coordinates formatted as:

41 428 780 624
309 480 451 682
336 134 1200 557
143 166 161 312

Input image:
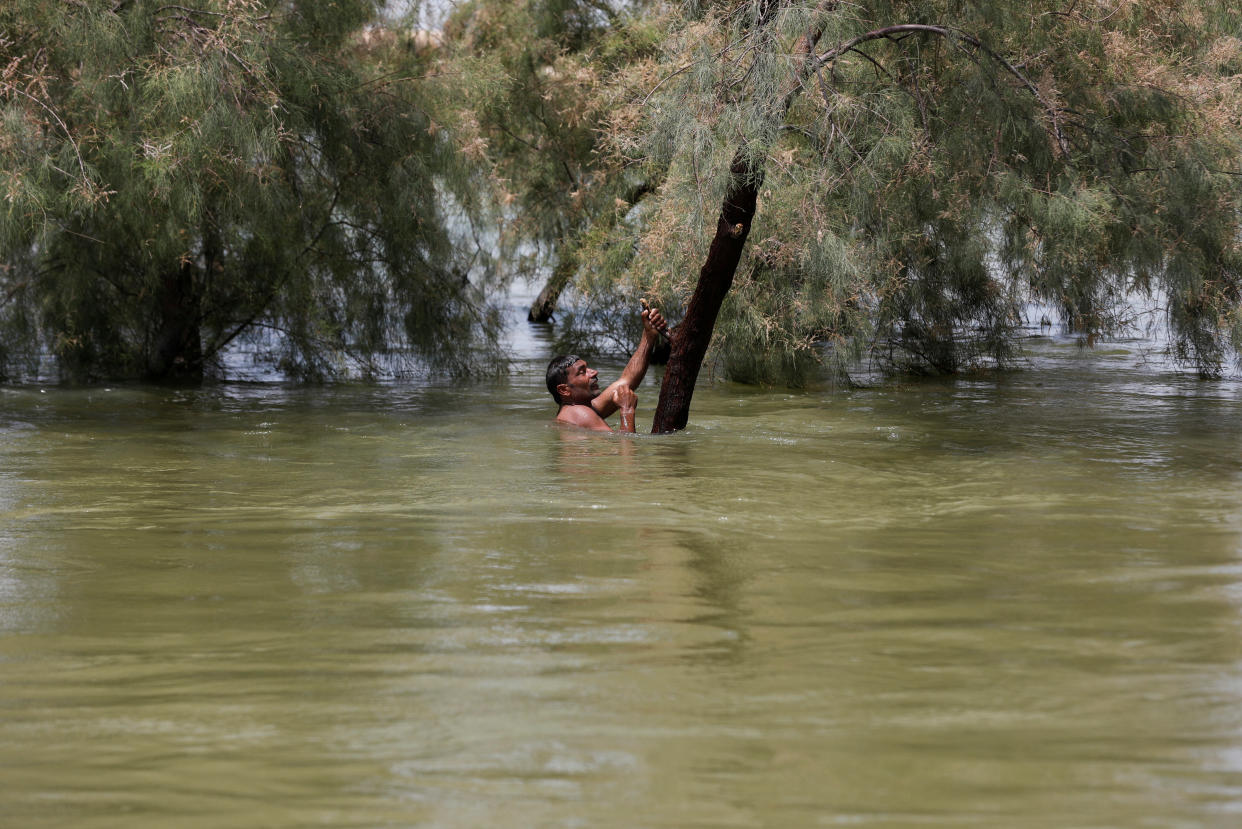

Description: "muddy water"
3 337 1242 827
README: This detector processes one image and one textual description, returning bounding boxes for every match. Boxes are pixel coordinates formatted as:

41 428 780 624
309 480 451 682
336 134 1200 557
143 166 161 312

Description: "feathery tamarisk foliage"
438 0 665 330
0 0 500 382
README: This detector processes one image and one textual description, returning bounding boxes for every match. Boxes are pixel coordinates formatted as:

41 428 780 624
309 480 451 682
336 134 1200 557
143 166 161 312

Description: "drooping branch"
814 24 1072 158
1 83 93 187
0 279 28 311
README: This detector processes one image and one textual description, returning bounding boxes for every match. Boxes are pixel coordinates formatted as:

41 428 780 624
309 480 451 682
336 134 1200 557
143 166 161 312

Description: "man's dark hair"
545 354 579 404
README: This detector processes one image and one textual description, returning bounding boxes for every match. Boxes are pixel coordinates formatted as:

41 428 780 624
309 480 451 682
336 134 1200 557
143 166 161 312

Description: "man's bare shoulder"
554 404 612 432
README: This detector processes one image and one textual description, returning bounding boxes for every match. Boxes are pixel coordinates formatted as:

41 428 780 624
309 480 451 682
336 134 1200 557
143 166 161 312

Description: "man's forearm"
619 334 655 389
617 404 637 433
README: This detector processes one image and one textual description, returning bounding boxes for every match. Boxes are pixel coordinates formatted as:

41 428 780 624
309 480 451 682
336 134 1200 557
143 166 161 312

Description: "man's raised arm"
593 307 668 419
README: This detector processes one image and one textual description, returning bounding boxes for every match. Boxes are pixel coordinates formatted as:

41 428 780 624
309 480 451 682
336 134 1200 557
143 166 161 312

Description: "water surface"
3 335 1242 827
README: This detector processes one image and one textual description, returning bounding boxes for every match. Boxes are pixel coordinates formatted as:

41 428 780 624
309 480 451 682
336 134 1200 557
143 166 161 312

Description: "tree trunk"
649 7 836 432
529 183 654 323
527 245 578 323
147 260 203 383
650 153 760 433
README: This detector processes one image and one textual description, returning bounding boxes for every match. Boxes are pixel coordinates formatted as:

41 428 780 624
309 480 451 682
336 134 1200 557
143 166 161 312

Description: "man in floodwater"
546 306 668 432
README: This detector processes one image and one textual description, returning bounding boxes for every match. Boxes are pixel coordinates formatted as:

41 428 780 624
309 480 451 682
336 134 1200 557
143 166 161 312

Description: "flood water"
3 324 1242 827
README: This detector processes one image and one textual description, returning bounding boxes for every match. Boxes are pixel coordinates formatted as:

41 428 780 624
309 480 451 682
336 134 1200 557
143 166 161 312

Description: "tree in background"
0 0 499 382
572 1 1241 430
439 0 664 336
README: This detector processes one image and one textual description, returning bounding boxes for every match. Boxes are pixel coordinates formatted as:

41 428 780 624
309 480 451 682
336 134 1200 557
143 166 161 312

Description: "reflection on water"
3 336 1242 827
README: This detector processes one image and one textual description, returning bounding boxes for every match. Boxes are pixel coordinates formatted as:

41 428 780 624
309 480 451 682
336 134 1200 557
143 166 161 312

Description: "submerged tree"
0 0 499 382
574 1 1242 431
439 0 665 329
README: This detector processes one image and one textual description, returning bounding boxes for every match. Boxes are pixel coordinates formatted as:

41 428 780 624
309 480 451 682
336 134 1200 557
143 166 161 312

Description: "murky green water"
4 334 1242 827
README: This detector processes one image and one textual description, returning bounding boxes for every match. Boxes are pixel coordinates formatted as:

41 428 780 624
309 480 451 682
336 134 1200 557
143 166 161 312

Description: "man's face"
560 359 599 404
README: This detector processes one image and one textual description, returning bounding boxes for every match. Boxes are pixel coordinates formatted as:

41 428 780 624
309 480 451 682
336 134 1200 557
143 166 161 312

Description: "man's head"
546 354 598 405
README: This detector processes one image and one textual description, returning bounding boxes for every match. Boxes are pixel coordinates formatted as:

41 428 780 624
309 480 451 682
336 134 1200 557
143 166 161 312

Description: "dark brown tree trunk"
529 183 654 323
147 260 203 383
649 7 836 432
650 153 760 433
527 245 578 323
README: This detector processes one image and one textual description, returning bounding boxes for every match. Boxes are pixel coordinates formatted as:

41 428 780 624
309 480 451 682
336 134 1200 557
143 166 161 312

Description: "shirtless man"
545 307 668 432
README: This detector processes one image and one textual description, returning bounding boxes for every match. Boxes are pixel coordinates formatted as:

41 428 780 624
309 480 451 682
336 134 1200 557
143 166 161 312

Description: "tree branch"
154 5 226 18
1 84 92 184
814 24 1072 157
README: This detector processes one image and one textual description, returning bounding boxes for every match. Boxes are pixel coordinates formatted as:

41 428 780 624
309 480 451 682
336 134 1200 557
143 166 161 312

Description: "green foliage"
440 0 663 299
571 0 1242 382
0 0 500 382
